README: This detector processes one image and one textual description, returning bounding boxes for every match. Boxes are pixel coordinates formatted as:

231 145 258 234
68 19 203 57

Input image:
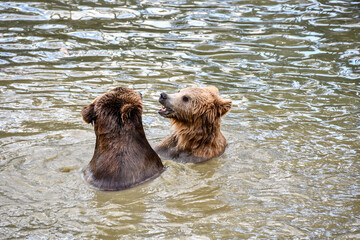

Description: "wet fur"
155 86 232 163
82 87 164 191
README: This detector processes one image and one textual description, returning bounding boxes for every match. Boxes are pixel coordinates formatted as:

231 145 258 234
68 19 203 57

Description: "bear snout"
160 92 167 99
159 92 168 103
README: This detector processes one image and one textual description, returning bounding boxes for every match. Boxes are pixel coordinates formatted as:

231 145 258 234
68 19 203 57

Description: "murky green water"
0 0 359 239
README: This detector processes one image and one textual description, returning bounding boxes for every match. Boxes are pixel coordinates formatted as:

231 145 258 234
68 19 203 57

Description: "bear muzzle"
158 92 174 116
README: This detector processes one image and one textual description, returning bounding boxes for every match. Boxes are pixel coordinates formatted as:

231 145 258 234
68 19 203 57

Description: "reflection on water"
0 0 359 239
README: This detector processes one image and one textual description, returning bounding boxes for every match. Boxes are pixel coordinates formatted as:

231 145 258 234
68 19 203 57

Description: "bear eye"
182 96 189 102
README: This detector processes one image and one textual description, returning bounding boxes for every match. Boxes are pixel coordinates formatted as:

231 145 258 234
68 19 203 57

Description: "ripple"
142 20 172 29
33 24 67 30
0 13 47 21
10 56 39 63
145 7 180 16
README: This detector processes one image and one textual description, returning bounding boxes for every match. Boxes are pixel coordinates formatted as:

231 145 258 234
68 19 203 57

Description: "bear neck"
93 122 144 152
171 118 226 158
172 117 222 132
85 122 164 191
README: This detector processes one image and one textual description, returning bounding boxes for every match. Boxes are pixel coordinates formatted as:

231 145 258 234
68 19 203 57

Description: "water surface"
0 0 359 239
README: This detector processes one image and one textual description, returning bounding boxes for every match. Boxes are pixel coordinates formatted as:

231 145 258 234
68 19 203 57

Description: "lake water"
0 0 359 239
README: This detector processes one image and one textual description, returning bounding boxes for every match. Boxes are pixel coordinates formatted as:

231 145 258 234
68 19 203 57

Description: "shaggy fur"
155 86 232 163
81 87 164 191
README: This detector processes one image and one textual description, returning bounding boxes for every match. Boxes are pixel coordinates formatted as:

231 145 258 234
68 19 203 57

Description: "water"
0 0 359 239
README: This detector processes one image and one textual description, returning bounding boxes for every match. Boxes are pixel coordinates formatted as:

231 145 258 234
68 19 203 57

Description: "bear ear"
206 86 219 95
218 98 232 117
81 103 96 124
121 103 132 122
121 103 141 122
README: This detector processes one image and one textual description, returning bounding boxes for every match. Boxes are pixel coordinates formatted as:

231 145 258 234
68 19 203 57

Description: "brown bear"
155 86 232 163
81 87 164 191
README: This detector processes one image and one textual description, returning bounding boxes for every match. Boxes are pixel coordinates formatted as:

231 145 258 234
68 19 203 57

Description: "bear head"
158 86 232 124
81 87 143 132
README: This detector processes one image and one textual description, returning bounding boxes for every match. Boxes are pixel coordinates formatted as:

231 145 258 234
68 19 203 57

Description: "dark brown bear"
81 87 164 191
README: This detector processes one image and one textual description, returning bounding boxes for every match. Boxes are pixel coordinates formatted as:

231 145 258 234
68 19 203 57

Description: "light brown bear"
155 86 232 163
81 87 164 191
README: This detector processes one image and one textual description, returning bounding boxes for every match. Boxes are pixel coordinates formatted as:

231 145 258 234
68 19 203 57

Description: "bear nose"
160 92 167 100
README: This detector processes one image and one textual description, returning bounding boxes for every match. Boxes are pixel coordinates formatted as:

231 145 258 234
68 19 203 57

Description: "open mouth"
158 105 174 116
